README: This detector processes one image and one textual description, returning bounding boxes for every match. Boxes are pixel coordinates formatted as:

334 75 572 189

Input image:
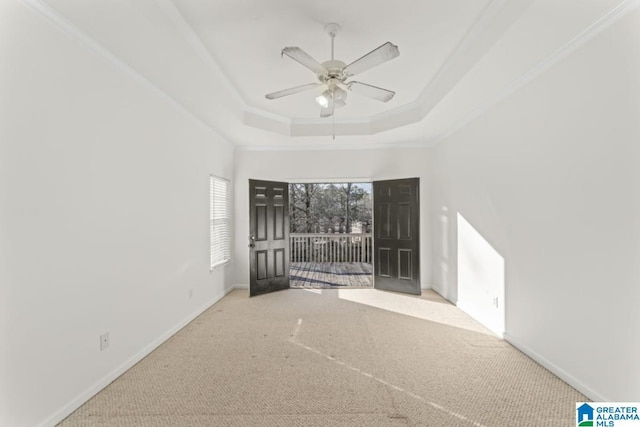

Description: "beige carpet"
59 289 586 426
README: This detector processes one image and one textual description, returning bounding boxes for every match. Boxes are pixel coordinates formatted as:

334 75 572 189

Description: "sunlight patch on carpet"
337 289 494 335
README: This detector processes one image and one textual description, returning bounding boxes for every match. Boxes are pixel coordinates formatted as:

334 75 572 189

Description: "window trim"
210 175 231 270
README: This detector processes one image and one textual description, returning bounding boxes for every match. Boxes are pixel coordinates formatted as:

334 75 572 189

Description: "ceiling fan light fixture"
316 90 332 108
333 87 347 109
333 86 347 102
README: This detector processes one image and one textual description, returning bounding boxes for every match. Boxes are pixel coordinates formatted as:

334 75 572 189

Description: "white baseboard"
231 283 249 290
430 288 603 400
503 333 607 402
39 287 235 427
430 286 457 305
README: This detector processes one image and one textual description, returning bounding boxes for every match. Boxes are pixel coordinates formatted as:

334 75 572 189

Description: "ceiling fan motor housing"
318 60 347 82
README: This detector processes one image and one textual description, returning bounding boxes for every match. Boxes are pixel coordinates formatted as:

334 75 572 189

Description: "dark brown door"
373 178 420 295
249 179 290 296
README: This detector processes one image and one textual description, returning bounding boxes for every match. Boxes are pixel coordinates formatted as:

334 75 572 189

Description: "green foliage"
289 183 372 233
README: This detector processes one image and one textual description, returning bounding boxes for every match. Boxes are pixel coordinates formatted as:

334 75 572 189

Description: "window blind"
210 175 231 269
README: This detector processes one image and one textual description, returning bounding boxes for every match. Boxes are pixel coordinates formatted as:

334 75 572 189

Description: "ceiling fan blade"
265 83 321 100
343 42 399 76
348 81 395 102
320 96 334 117
282 47 328 76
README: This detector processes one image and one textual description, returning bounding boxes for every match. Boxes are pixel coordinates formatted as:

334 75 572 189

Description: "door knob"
249 235 255 248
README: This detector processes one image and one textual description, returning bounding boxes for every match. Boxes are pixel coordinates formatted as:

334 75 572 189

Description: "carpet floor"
59 289 586 426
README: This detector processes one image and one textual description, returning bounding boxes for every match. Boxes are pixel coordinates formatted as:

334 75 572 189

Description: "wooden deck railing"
290 233 372 263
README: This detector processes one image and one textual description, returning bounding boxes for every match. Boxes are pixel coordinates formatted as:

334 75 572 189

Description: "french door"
373 178 420 295
248 179 290 296
248 178 419 296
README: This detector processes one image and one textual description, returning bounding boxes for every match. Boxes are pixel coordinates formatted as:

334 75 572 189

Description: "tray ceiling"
30 0 635 149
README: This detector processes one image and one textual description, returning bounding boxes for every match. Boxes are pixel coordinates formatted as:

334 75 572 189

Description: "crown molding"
239 0 534 137
20 0 639 151
21 0 236 148
432 0 640 146
237 0 638 145
156 0 245 107
234 139 438 152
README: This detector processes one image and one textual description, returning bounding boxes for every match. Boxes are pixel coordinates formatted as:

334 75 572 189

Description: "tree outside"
289 182 372 234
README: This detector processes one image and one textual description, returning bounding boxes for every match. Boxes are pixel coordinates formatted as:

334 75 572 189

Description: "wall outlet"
100 333 110 351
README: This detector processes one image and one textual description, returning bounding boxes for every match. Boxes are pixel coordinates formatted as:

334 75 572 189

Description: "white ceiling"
33 0 632 149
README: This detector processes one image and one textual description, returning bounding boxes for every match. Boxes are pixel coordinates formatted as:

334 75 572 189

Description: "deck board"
290 262 373 288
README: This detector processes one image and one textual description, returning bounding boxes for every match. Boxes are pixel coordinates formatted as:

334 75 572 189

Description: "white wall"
430 8 640 401
3 1 637 423
0 2 234 426
233 148 433 288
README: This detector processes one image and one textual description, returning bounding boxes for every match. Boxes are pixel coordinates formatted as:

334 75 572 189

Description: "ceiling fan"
265 23 400 118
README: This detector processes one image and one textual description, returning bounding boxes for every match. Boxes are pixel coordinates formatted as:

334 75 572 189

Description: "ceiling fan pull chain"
332 112 336 140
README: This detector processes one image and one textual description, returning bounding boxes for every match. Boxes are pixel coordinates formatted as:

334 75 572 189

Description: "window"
210 175 231 269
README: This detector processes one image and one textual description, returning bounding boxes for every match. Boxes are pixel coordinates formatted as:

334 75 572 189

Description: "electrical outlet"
100 333 110 351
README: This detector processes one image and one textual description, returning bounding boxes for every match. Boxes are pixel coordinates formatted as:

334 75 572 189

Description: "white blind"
210 175 231 269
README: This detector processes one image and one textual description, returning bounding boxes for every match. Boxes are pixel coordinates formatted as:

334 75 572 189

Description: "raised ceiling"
30 0 634 149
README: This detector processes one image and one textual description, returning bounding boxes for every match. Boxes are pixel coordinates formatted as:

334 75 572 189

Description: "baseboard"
430 286 457 305
503 333 607 402
429 290 603 399
39 287 234 427
231 283 249 290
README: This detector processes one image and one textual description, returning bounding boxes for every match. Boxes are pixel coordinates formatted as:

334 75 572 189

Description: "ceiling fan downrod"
325 23 340 61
